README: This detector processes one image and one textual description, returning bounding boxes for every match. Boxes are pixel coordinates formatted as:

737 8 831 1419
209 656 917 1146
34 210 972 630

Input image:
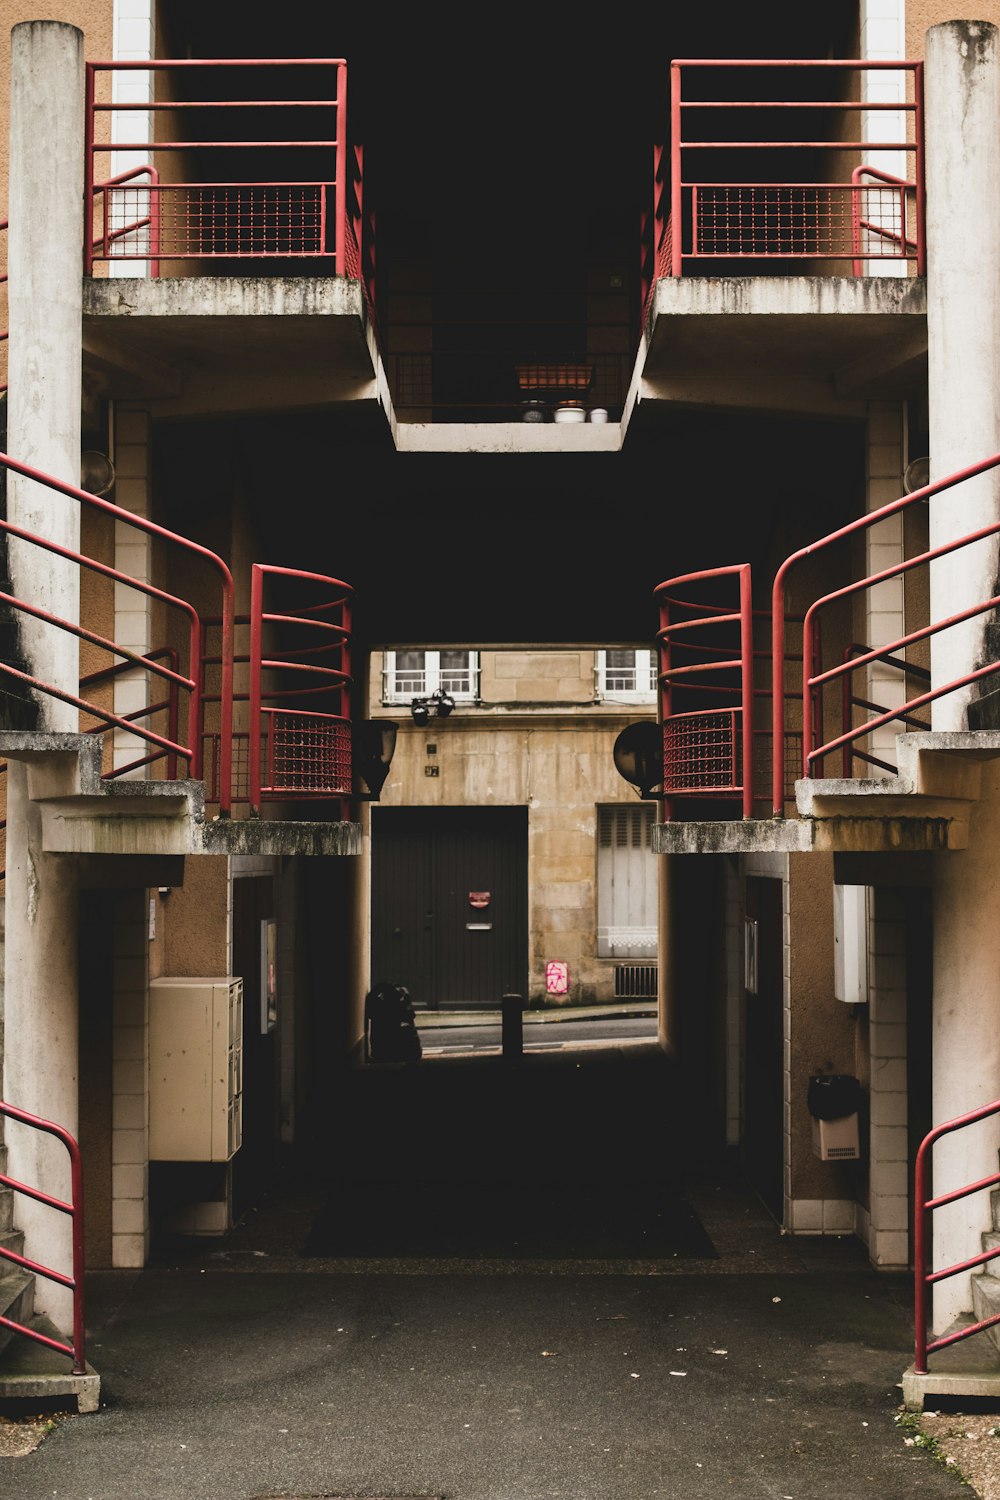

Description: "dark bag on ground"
365 982 422 1064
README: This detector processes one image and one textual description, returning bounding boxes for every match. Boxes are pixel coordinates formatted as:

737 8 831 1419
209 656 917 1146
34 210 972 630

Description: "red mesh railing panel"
663 709 740 796
262 710 351 796
693 183 907 260
104 183 330 260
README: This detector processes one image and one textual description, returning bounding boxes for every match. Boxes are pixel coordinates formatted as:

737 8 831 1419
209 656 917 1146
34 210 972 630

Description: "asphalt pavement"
0 1041 978 1500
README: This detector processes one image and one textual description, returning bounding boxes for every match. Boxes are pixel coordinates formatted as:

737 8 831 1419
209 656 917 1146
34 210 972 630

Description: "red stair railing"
838 643 931 776
0 1101 86 1374
0 450 234 813
666 58 924 277
249 564 353 816
914 1099 1000 1375
772 450 1000 814
85 58 352 275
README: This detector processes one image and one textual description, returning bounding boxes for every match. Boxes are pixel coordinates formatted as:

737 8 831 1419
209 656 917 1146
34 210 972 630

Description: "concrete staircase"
970 1192 1000 1353
0 1144 100 1413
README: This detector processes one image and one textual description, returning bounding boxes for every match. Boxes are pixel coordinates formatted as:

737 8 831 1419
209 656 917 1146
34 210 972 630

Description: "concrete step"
0 1227 24 1260
980 1231 1000 1275
0 1311 100 1414
0 1183 13 1235
971 1271 1000 1356
0 1264 35 1362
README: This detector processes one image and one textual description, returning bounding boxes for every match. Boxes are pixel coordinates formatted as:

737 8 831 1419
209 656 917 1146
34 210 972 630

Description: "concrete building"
0 0 999 1411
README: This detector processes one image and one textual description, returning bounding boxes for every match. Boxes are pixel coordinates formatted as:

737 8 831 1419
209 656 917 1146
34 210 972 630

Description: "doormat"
300 1180 717 1261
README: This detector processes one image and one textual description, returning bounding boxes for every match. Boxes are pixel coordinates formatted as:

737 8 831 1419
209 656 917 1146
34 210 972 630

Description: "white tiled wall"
865 888 910 1268
110 0 155 278
866 404 907 769
859 0 908 278
111 889 149 1267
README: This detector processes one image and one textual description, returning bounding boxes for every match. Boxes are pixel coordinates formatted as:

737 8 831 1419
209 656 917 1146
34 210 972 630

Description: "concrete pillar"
924 21 1000 1332
2 760 78 1330
6 21 83 728
932 767 1000 1328
925 22 1000 730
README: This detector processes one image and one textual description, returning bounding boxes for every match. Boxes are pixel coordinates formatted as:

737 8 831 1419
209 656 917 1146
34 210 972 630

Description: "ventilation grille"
614 963 658 999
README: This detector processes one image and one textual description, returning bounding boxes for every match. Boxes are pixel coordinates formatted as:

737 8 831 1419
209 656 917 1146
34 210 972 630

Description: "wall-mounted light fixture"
410 689 455 724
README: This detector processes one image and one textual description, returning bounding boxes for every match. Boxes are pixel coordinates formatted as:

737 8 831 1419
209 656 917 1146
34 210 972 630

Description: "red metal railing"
0 1101 86 1374
838 644 931 776
249 565 352 816
664 59 924 277
84 59 354 275
0 450 234 813
655 566 815 818
773 451 1000 814
914 1098 1000 1374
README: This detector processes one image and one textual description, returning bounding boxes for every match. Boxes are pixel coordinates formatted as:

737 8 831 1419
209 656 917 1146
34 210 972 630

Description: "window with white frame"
383 649 479 704
596 804 658 958
597 648 658 703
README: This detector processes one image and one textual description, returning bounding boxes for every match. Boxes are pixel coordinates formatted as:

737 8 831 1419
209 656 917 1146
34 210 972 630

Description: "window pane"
605 648 637 692
439 649 473 694
393 650 426 695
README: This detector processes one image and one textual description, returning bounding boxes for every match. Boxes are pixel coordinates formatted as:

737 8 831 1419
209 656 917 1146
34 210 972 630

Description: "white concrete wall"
6 21 84 726
925 21 1000 728
111 889 149 1266
864 888 910 1269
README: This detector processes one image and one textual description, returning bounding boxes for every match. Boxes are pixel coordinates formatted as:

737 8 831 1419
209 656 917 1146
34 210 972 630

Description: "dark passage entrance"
744 877 785 1220
371 807 528 1010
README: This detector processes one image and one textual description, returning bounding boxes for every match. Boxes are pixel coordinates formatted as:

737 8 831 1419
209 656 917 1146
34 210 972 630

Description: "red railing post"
914 1128 932 1374
670 61 682 278
739 563 753 819
335 60 347 277
914 61 926 277
83 63 96 275
248 564 264 816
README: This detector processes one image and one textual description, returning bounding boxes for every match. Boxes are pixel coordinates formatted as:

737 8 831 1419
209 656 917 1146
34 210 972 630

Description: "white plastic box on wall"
149 977 243 1162
812 1112 860 1161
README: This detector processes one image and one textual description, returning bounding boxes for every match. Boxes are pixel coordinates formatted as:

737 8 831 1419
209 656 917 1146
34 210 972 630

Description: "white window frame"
382 649 479 705
596 648 658 704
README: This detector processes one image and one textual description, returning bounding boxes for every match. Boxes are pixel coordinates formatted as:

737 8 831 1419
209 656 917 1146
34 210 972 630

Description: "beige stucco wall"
908 2 1000 58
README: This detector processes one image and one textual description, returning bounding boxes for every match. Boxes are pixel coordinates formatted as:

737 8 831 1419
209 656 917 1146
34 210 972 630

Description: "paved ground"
0 1039 985 1499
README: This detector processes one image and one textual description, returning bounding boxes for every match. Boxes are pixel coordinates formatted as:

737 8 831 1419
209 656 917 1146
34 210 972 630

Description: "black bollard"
501 993 524 1061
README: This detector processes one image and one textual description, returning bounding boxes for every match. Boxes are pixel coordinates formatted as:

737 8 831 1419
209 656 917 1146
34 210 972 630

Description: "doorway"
371 807 528 1009
743 876 785 1220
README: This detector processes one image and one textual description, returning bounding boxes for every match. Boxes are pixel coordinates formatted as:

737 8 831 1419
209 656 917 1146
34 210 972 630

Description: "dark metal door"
371 807 528 1010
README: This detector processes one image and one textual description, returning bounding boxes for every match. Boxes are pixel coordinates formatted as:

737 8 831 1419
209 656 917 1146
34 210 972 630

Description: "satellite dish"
81 450 116 497
903 456 930 494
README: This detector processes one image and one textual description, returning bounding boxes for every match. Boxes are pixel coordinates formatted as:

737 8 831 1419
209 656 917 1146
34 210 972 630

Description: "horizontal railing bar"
678 140 916 151
88 57 347 67
0 1242 75 1289
91 140 338 151
927 1310 1000 1355
0 1315 73 1360
673 57 921 68
0 1172 72 1216
927 1242 1000 1286
926 1169 1000 1213
93 99 339 110
681 98 916 110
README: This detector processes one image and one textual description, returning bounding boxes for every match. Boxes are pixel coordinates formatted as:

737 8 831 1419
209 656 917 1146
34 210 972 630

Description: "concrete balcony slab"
639 275 927 418
83 275 377 417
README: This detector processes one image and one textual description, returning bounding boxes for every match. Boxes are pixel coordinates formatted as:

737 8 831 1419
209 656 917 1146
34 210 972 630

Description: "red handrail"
771 450 1000 813
248 564 353 816
90 165 160 276
0 449 234 813
85 59 350 275
0 1101 86 1375
668 59 924 277
914 1099 1000 1374
656 564 753 819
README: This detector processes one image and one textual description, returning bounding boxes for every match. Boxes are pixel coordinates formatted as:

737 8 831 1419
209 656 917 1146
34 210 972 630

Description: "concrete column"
6 22 83 728
925 22 1000 730
2 760 78 1330
932 766 1000 1328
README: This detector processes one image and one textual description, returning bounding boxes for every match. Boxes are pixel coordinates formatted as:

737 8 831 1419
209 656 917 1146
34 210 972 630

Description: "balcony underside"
83 276 377 419
0 733 361 858
639 276 928 419
653 733 1000 856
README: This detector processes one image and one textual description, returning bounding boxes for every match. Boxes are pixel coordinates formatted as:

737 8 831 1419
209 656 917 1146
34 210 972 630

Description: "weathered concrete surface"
638 275 927 419
83 276 377 416
394 421 623 454
0 733 362 858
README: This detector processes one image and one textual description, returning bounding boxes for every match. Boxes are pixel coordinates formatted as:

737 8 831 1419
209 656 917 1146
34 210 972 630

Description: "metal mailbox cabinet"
149 977 244 1162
